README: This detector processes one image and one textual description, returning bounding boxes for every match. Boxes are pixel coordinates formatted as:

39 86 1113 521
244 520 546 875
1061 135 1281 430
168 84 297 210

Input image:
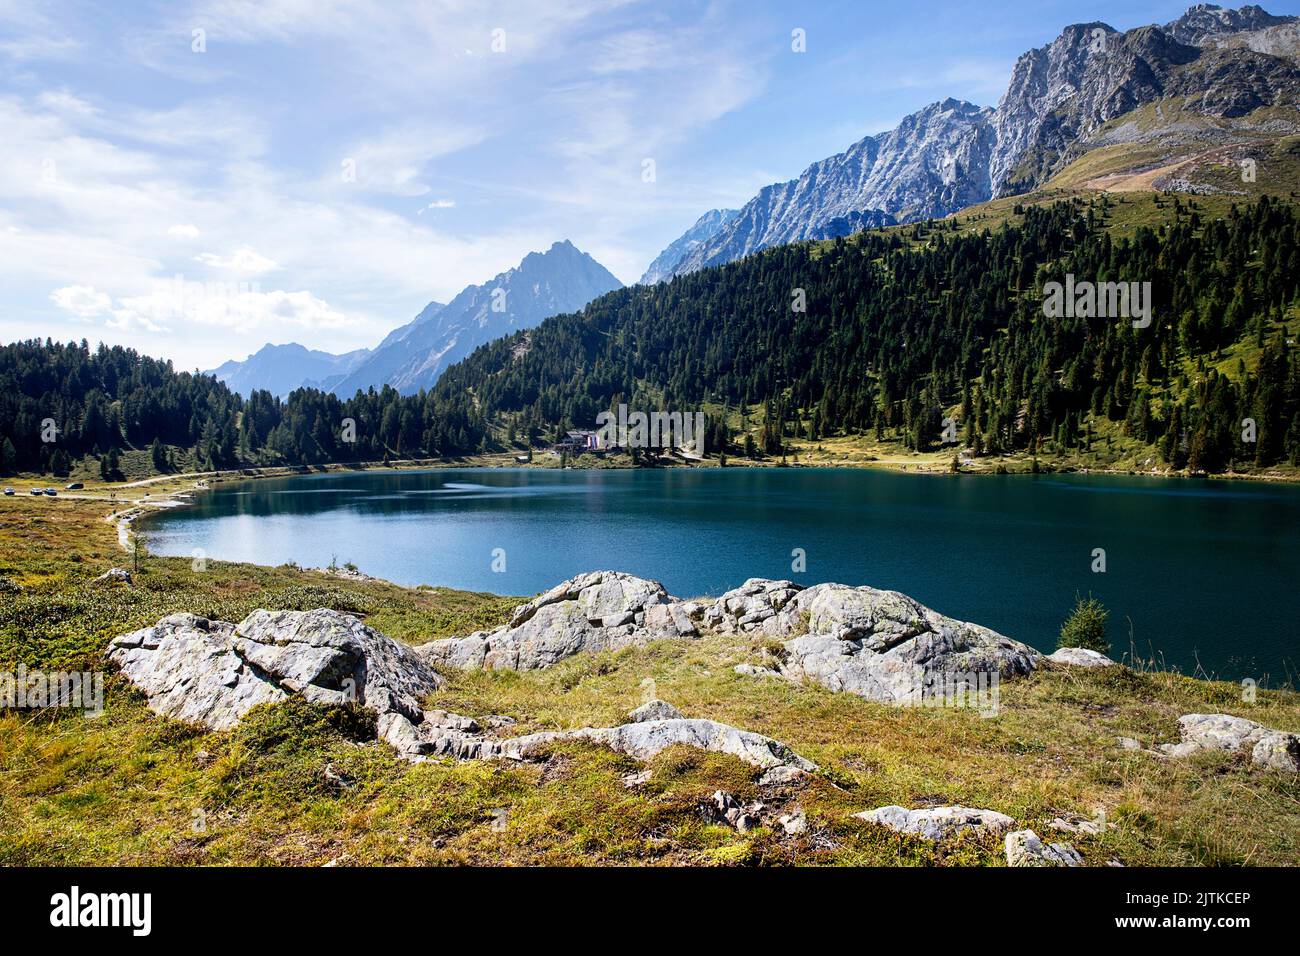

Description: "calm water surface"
143 467 1300 682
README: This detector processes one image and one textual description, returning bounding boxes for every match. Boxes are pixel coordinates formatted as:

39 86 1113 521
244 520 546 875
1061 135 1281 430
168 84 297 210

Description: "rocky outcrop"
420 571 697 672
708 578 1040 704
1048 647 1117 668
1159 713 1300 771
109 610 442 742
427 571 1038 704
1006 829 1084 867
1165 4 1294 47
94 568 133 585
855 805 1014 841
108 613 814 773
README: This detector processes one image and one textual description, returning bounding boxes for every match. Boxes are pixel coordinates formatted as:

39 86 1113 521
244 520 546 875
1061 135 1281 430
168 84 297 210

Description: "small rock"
711 790 763 831
779 809 808 835
94 567 133 585
733 663 784 679
758 764 809 786
1048 814 1109 835
1005 829 1083 867
1116 736 1142 750
627 699 684 723
1159 714 1300 772
621 769 652 789
1048 647 1117 668
323 763 352 788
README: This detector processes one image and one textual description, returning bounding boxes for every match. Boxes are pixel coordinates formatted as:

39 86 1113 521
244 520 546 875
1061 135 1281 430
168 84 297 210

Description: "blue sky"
2 0 1297 369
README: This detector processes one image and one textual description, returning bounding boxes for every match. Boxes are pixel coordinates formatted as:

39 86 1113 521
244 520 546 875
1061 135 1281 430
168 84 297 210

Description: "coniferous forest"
2 196 1299 478
436 195 1300 472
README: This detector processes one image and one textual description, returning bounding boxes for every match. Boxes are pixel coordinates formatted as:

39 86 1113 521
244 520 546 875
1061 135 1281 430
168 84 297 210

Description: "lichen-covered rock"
1005 829 1083 867
1048 647 1117 668
420 571 697 671
94 567 133 585
1159 713 1300 771
854 805 1014 841
109 609 442 747
767 583 1039 704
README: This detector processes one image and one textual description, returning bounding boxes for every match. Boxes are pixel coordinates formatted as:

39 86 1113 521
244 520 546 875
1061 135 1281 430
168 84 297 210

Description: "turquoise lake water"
142 467 1300 683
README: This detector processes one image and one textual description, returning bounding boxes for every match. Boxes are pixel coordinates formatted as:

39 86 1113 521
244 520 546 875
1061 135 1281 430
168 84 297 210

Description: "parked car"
29 488 43 495
44 488 57 496
3 487 13 495
65 482 83 490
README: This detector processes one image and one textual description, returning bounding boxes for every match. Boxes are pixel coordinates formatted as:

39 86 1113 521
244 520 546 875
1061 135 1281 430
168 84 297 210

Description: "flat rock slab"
1159 713 1300 771
855 805 1014 841
388 715 818 772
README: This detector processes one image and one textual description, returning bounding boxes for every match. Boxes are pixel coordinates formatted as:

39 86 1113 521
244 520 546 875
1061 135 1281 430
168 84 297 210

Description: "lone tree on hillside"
1058 593 1109 654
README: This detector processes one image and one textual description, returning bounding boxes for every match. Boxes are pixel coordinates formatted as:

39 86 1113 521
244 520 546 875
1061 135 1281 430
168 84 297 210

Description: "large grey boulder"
420 571 697 672
855 805 1014 841
1005 829 1083 867
1159 713 1300 772
710 580 1039 704
109 609 442 749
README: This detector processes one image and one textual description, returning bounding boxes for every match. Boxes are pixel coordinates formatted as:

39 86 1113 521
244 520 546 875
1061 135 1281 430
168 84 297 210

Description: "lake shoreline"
114 446 1299 559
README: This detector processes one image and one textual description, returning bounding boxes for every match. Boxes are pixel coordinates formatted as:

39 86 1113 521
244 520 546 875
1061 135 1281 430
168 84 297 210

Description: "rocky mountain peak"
1165 3 1295 45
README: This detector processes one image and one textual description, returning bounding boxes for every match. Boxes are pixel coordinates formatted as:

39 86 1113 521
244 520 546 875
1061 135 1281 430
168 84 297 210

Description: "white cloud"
118 286 358 335
1 2 783 366
50 284 112 319
418 199 456 214
194 247 279 273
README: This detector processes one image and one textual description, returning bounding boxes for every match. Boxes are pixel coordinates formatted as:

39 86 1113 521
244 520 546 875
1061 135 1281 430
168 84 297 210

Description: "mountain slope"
332 240 622 396
991 18 1300 197
638 208 738 284
668 98 994 278
211 343 371 398
650 4 1300 282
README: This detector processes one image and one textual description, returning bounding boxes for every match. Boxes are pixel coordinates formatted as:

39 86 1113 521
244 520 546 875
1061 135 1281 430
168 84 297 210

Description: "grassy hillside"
2 493 1298 866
